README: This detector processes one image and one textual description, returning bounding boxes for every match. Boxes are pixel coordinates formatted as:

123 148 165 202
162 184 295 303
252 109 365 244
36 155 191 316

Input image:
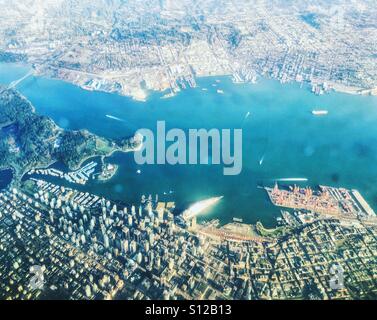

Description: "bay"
1 63 377 226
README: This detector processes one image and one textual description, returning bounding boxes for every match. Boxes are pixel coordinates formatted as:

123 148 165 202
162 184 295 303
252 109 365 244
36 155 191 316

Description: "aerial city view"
0 0 376 301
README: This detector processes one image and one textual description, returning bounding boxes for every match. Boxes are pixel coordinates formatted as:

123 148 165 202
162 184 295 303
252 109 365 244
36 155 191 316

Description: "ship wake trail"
273 178 308 182
241 111 251 127
182 196 223 220
106 115 125 122
259 154 265 166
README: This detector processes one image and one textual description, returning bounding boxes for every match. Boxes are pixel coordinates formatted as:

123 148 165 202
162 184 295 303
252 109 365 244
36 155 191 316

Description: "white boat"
312 110 328 116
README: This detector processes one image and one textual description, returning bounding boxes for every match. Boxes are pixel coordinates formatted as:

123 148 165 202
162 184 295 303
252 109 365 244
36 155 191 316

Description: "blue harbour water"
1 63 377 226
0 169 13 190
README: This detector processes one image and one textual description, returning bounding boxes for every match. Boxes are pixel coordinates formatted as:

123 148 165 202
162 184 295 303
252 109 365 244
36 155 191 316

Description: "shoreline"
2 62 376 102
18 139 142 185
43 71 377 99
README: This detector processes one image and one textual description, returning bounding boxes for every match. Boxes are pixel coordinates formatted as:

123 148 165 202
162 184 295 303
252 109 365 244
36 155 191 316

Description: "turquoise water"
1 63 377 226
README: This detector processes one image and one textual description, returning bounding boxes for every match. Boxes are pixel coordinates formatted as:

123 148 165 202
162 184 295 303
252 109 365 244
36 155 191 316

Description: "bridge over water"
8 70 34 89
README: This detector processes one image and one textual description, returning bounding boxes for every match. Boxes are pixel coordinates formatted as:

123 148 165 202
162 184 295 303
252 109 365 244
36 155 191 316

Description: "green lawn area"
256 221 290 238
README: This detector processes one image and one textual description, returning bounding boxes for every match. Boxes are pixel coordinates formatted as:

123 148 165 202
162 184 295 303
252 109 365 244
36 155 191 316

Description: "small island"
96 161 119 182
